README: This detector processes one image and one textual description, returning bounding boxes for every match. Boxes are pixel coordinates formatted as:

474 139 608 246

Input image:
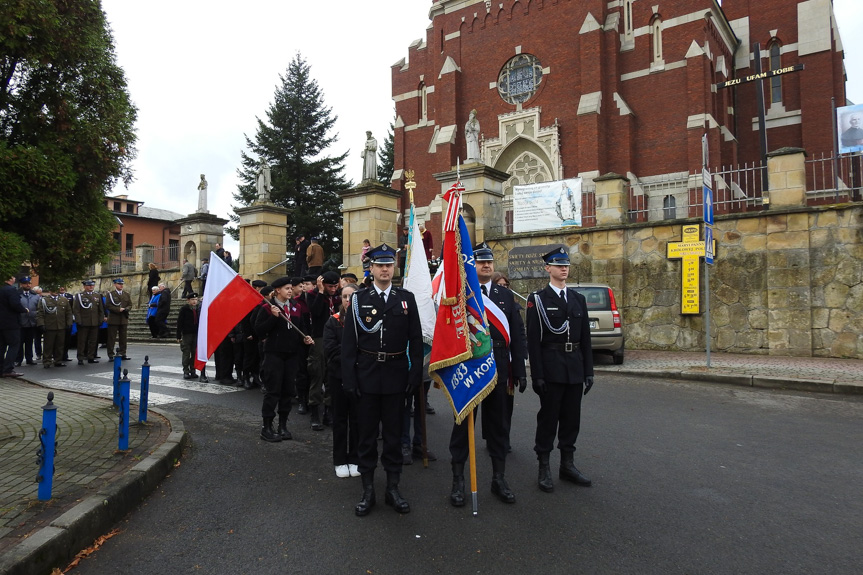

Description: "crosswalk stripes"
90 371 242 394
40 379 186 406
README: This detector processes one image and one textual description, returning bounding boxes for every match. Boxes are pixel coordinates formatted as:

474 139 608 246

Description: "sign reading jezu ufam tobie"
513 178 582 233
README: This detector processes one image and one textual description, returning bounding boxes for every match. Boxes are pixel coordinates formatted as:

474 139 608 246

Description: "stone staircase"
127 294 186 343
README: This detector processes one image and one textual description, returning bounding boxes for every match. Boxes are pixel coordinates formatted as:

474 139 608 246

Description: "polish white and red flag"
195 252 263 370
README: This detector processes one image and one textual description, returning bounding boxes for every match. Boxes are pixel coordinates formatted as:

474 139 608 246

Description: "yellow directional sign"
666 224 716 315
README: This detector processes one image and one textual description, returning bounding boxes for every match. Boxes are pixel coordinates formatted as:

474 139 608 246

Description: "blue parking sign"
705 225 714 265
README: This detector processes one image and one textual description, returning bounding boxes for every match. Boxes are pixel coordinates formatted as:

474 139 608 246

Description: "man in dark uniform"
342 244 423 516
255 276 314 442
526 247 595 493
104 278 132 360
292 276 313 413
448 243 528 506
73 280 105 365
239 279 268 389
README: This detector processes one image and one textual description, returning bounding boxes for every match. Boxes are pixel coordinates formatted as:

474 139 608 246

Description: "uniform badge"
371 309 377 315
402 301 408 315
527 301 534 308
365 316 372 322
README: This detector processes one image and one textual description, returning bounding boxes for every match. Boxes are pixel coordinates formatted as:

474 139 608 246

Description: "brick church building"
388 0 848 241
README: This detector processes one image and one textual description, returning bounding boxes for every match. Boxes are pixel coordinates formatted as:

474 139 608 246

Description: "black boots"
491 459 516 503
385 471 410 513
450 462 466 507
297 394 308 415
278 414 292 441
260 418 281 443
310 405 324 431
559 451 592 486
538 453 554 492
355 472 376 517
322 405 332 427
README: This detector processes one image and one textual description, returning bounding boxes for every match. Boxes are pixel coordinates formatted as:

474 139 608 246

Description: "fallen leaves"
59 528 120 572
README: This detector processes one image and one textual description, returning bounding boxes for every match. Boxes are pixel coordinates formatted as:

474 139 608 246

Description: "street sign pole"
702 134 712 369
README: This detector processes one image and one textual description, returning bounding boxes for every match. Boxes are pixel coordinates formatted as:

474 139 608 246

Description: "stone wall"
490 203 863 359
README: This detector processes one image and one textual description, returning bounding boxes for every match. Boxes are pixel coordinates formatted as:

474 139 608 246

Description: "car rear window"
572 287 611 311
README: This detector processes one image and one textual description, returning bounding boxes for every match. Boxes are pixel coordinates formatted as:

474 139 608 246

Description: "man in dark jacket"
176 293 201 380
255 277 313 442
306 271 341 430
1 275 27 377
156 283 172 337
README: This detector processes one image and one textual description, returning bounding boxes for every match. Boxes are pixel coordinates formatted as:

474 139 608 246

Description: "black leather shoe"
199 374 209 383
121 356 132 360
385 484 410 513
53 363 66 367
26 360 37 365
297 402 308 415
88 359 99 364
260 423 282 443
356 474 376 517
278 424 293 441
450 462 466 507
491 472 516 503
425 401 435 414
559 465 592 486
538 454 554 493
310 406 324 431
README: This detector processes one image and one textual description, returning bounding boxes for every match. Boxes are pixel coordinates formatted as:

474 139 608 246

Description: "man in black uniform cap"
526 247 595 493
449 242 528 506
342 243 423 516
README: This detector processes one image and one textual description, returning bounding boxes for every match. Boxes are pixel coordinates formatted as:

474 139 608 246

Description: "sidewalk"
0 378 187 575
594 349 863 394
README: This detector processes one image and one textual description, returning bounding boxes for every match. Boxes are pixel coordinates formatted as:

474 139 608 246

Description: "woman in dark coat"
146 263 160 293
323 283 359 478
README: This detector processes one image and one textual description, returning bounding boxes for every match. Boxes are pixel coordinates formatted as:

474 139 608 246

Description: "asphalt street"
48 342 863 575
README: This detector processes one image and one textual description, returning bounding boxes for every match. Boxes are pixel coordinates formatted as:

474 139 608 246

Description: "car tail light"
608 289 621 328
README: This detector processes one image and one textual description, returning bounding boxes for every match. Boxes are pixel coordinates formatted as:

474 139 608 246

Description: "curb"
594 366 862 394
0 407 187 575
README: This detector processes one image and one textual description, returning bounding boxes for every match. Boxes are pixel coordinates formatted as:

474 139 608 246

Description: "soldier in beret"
342 244 423 516
526 247 595 493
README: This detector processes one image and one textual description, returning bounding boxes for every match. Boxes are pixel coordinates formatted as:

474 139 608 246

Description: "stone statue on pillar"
196 174 208 213
465 109 481 163
256 158 272 203
361 131 377 182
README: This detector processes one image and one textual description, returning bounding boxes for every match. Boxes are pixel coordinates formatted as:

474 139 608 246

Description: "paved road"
52 343 863 575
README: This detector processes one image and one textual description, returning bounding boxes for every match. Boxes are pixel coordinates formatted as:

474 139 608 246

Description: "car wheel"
612 347 624 365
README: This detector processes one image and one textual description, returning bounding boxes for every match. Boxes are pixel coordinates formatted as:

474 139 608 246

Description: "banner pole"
418 382 429 468
468 411 478 516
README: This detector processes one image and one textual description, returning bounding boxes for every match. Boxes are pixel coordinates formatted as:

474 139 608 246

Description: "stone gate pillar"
340 181 401 277
236 203 290 284
433 163 510 243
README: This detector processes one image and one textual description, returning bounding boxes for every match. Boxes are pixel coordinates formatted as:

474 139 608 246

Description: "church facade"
389 0 847 237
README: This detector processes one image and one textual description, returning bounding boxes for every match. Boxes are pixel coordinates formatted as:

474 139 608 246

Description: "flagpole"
468 411 478 516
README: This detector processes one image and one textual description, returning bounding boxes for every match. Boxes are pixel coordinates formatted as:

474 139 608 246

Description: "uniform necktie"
481 285 488 296
380 290 387 303
559 289 566 302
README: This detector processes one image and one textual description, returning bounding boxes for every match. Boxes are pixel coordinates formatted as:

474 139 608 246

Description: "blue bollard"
37 392 58 501
139 355 150 423
113 349 121 407
118 369 130 451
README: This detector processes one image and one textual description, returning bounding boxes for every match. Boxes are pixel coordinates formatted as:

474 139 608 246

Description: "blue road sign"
703 185 714 226
705 225 715 265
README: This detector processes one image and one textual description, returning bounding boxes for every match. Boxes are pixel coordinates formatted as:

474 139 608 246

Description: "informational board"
507 244 568 279
513 178 582 233
837 103 863 154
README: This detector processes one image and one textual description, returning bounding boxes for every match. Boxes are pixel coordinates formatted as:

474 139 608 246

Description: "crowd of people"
0 241 596 518
180 242 595 517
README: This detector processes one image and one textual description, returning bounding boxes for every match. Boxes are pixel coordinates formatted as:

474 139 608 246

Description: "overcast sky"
101 0 863 257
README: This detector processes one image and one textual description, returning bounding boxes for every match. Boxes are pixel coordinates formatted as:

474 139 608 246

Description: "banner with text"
513 178 582 233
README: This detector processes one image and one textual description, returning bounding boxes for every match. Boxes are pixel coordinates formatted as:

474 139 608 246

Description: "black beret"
290 277 303 286
271 276 292 289
322 271 340 285
302 275 316 283
251 279 268 288
260 286 274 297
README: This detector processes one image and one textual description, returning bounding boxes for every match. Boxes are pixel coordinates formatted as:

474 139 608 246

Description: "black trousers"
1 327 21 373
450 376 509 463
330 375 359 466
295 345 309 399
17 326 37 362
242 337 259 377
356 391 405 474
261 353 298 419
534 381 584 455
214 338 234 380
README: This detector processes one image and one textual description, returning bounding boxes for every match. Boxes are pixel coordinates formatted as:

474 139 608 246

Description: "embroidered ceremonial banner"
429 202 497 424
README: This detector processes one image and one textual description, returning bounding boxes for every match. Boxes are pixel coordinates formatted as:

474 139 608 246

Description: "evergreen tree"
377 118 395 186
232 53 350 263
0 0 137 284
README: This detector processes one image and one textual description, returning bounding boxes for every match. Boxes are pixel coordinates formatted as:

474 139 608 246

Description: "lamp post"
115 215 124 273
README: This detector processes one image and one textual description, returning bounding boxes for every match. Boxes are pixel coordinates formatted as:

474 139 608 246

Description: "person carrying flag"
526 247 595 493
255 276 314 443
448 242 528 506
342 244 423 516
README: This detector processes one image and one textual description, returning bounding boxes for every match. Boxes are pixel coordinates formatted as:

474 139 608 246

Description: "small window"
125 233 134 252
651 16 663 64
663 195 676 220
419 82 427 121
769 41 782 104
113 201 121 212
623 0 634 37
